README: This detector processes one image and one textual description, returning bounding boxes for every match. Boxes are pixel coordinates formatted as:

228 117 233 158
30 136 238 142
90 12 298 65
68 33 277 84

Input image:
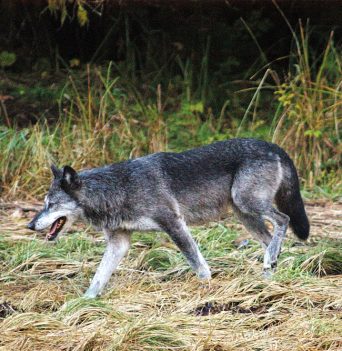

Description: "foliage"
48 0 89 26
0 51 16 69
0 22 341 199
271 24 341 190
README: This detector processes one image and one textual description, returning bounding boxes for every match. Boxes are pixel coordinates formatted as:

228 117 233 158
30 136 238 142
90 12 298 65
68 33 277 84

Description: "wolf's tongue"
46 217 67 241
49 220 59 235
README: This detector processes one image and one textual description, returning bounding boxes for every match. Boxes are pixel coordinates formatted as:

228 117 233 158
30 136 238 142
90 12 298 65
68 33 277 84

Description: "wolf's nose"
27 222 35 231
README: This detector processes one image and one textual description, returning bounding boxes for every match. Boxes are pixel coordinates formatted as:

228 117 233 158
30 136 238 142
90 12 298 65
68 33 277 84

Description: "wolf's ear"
61 165 82 191
51 164 62 179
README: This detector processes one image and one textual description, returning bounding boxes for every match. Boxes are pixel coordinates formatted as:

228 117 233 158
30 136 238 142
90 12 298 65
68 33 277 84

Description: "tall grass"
0 60 224 199
0 25 341 200
271 23 341 191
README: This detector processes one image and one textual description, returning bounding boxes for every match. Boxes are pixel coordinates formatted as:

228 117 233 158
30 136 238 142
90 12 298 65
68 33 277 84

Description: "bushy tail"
276 162 310 240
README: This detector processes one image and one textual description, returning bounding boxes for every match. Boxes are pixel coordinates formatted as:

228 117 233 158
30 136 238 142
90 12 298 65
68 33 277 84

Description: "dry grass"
0 201 341 351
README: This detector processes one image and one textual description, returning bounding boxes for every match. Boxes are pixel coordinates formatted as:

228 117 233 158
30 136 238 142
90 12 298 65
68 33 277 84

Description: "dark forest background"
0 0 341 199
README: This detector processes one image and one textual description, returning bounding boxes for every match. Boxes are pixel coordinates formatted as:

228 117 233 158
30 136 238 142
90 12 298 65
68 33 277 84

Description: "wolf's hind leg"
232 205 274 275
159 216 211 279
231 162 288 276
232 204 272 249
262 208 289 272
232 201 289 275
84 230 131 298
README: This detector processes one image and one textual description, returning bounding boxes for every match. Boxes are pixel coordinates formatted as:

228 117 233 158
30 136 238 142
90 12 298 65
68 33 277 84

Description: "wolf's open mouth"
46 217 67 241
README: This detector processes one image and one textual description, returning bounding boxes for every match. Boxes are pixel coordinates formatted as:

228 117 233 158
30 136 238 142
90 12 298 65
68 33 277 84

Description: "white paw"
198 267 211 280
83 289 99 299
263 262 277 280
263 268 273 280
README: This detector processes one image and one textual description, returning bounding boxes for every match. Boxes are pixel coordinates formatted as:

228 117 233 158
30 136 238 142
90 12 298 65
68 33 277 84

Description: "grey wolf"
27 138 310 298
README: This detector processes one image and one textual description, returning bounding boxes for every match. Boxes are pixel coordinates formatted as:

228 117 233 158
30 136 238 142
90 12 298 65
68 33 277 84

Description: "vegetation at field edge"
0 23 341 200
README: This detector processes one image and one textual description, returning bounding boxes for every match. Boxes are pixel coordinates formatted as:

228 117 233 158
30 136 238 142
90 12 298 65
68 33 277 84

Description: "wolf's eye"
47 202 55 209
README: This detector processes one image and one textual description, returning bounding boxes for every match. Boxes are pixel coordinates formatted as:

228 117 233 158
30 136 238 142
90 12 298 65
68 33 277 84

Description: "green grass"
1 220 341 350
274 240 342 282
0 233 102 269
1 223 341 287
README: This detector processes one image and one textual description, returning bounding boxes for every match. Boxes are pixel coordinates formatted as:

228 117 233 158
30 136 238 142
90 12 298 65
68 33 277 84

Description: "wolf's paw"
197 267 211 280
83 289 99 299
237 239 250 250
263 268 273 280
83 293 97 299
263 262 277 280
83 280 101 299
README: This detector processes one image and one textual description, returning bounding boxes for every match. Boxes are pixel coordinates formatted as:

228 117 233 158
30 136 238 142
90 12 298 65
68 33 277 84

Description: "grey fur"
27 138 310 297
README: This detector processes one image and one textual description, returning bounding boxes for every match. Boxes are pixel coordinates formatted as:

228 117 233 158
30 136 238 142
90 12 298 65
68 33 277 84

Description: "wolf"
27 138 309 298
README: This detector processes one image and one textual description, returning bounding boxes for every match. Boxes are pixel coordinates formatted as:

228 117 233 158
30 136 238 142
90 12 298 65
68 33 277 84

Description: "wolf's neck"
78 180 126 230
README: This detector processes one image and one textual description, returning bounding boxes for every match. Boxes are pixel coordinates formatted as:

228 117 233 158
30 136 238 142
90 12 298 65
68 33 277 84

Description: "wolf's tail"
275 160 310 240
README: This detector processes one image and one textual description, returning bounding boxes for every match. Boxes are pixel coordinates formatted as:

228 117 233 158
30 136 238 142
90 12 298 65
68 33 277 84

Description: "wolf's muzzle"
27 210 45 231
27 220 36 231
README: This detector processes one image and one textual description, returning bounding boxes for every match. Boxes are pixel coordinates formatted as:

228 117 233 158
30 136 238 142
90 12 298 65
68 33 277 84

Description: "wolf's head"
27 165 83 241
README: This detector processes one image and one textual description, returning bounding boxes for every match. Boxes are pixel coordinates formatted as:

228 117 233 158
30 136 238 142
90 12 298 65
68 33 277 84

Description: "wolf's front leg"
84 230 131 298
161 216 211 280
